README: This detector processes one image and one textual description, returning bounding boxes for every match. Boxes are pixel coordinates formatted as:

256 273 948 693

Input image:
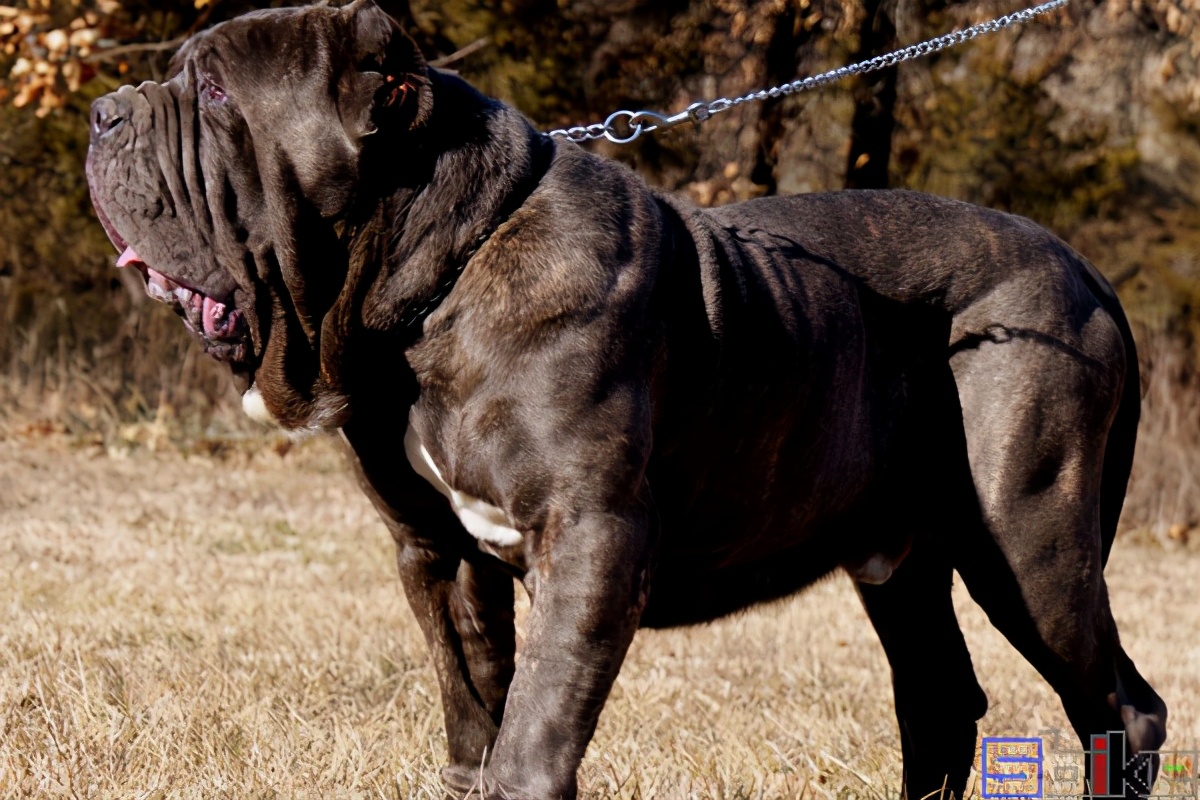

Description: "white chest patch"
242 385 279 426
403 425 524 548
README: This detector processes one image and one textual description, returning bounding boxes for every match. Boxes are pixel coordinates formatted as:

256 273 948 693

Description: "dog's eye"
198 74 228 106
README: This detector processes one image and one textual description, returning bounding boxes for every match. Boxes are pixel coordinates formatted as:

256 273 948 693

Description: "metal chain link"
547 0 1069 145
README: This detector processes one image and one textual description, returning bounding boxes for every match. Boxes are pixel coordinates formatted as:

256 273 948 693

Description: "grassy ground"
1 431 1197 799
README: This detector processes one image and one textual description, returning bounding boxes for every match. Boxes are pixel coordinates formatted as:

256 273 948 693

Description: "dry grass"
0 431 1197 800
1124 331 1200 545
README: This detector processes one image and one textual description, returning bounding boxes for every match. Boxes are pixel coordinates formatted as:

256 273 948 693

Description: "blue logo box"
982 737 1044 799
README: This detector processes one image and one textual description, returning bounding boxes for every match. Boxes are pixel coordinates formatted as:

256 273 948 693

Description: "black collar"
399 131 556 335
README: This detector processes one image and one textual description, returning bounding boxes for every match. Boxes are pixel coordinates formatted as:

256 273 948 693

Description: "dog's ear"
339 0 432 138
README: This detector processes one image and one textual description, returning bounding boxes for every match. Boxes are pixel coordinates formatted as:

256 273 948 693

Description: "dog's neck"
321 71 554 400
368 72 551 329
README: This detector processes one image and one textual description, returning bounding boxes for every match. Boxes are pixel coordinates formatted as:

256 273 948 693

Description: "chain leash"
546 0 1069 145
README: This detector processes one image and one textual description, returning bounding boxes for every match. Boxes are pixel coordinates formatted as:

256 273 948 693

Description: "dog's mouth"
93 200 250 365
115 245 249 364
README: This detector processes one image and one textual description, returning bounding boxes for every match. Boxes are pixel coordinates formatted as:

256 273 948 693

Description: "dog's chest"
403 424 524 547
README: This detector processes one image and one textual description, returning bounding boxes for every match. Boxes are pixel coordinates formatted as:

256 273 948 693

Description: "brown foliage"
2 2 108 117
1 0 1198 529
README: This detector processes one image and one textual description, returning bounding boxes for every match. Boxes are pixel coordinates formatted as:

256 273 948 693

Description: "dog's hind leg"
857 543 988 800
950 307 1167 795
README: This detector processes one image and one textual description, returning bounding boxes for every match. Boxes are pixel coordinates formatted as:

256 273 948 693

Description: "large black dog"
85 2 1167 797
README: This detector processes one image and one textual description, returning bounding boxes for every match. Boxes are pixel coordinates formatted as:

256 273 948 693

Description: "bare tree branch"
82 35 189 64
429 37 490 68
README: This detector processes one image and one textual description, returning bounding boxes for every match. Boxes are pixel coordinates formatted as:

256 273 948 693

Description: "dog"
84 2 1167 797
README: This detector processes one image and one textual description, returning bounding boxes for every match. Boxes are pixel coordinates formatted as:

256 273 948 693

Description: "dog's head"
85 0 432 429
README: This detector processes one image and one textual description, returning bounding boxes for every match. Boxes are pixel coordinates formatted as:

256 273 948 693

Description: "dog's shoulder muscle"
401 144 668 543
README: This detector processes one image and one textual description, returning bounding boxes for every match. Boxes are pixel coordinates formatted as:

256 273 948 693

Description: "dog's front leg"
394 542 515 794
484 504 654 800
343 427 515 795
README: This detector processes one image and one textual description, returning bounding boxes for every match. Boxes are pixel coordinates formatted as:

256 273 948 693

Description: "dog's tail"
1096 270 1141 566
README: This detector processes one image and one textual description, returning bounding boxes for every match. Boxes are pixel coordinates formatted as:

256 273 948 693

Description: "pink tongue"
116 246 141 268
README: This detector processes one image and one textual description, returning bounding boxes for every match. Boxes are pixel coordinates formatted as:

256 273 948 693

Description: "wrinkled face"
85 0 428 402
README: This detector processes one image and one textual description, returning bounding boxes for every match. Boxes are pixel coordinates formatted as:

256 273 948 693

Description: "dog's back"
707 188 1139 562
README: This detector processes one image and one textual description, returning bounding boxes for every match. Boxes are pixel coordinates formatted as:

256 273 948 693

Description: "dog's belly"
639 522 848 627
